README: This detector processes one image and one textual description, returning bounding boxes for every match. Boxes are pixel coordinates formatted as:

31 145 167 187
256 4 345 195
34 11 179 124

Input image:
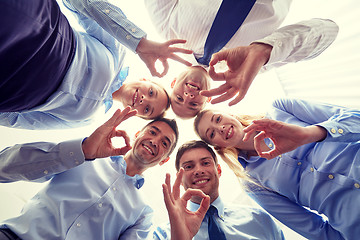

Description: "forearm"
66 0 146 52
0 139 85 182
255 18 339 70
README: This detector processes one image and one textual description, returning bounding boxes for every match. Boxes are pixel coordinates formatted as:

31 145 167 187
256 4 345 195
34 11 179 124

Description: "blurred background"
1 1 359 239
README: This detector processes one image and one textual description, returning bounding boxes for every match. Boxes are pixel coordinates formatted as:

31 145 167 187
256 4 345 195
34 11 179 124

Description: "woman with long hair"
194 98 360 240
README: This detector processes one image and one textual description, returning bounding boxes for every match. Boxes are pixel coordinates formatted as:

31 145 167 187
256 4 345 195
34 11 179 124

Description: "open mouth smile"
186 83 200 91
226 126 234 139
142 143 155 155
132 89 139 106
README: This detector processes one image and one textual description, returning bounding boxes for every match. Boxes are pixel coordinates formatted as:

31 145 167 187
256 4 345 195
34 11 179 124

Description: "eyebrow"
151 126 171 146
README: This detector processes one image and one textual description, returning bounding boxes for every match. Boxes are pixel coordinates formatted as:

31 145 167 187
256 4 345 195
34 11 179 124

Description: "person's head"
176 140 221 204
128 117 178 175
170 66 211 119
113 79 170 120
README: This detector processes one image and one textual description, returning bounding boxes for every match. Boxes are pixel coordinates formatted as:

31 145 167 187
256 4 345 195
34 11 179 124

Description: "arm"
162 169 210 240
65 0 192 77
201 18 339 105
0 107 136 182
247 185 344 240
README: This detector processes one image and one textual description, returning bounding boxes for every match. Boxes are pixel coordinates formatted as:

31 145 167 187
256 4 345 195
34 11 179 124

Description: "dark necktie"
196 0 256 66
206 205 226 240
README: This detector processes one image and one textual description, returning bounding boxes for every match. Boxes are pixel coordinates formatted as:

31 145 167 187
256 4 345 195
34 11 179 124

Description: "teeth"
186 83 199 90
227 127 233 138
133 90 138 106
143 145 154 155
195 180 208 185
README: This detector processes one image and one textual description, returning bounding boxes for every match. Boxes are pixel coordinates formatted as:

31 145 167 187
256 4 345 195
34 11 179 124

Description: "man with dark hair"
0 107 179 240
155 140 285 240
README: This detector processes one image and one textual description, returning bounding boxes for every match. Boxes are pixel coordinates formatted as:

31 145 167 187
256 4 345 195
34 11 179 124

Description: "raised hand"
81 107 137 160
243 118 327 159
200 43 272 106
136 38 193 77
163 168 210 240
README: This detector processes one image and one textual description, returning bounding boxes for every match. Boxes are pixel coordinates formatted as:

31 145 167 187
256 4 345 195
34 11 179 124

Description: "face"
132 121 176 168
179 148 220 203
171 66 210 118
120 81 168 119
197 110 244 148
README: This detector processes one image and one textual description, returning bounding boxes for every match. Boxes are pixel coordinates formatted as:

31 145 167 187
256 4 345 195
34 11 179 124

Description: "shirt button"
131 28 136 32
330 128 336 134
310 167 314 172
98 203 103 208
268 143 273 148
126 35 131 40
278 155 282 158
76 223 81 227
297 162 302 166
338 129 344 134
105 9 110 14
354 183 360 189
43 170 48 174
328 174 334 180
70 152 74 156
113 187 117 191
75 161 79 165
277 42 282 47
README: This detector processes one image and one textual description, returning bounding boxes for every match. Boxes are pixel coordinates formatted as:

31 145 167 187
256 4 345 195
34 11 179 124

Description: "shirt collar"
188 197 225 221
110 155 145 189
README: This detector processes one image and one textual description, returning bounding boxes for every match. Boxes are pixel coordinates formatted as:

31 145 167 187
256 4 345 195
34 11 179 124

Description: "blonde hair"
194 110 265 189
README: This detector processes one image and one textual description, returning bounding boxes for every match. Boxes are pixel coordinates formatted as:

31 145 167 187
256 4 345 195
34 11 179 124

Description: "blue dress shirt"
241 98 360 240
153 197 285 240
1 155 153 240
0 0 146 130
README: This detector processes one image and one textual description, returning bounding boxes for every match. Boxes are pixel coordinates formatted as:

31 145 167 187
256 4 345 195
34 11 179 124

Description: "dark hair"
144 117 179 155
175 140 217 171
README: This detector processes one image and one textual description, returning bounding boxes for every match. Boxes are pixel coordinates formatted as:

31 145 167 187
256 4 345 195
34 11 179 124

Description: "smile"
142 144 154 155
186 83 200 91
193 179 209 185
132 89 139 106
226 126 234 139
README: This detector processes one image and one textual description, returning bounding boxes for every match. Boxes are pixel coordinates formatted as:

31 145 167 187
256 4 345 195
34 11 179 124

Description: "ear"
159 157 170 166
171 78 176 88
217 164 222 177
207 97 212 103
134 131 140 139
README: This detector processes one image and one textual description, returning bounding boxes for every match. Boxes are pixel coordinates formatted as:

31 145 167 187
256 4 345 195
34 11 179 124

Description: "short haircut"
143 117 179 155
175 140 217 171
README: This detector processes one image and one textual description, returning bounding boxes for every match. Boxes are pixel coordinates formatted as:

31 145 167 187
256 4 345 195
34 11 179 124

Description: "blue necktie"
207 205 226 240
196 0 256 66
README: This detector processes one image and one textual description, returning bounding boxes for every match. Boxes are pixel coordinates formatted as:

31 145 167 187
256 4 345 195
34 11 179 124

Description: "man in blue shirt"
154 140 285 240
0 107 179 240
0 0 192 129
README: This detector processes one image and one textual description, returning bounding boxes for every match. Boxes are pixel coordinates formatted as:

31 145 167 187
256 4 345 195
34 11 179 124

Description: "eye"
203 161 210 166
216 115 221 123
149 88 153 96
144 105 150 114
183 164 193 170
149 130 156 135
162 140 168 148
190 102 198 107
176 95 183 102
210 130 215 139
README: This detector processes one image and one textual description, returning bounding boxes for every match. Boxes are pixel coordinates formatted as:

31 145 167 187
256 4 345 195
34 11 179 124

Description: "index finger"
173 168 184 200
113 107 137 127
208 65 226 81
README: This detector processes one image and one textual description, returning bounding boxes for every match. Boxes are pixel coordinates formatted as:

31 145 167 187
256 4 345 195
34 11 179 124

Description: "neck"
124 154 145 177
112 85 125 102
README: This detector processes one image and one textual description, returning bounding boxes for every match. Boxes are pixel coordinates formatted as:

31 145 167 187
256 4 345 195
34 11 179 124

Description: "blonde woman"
194 98 360 240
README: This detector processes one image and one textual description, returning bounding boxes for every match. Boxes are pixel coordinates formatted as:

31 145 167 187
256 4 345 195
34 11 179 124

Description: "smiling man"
154 140 285 240
0 108 179 240
113 79 170 119
170 66 211 119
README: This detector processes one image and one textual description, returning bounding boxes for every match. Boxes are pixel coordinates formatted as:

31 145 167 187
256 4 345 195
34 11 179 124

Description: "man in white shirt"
144 0 339 118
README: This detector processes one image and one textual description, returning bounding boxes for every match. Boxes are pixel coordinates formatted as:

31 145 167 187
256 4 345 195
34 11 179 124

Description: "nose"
194 165 205 176
184 91 195 99
139 95 145 104
218 125 225 134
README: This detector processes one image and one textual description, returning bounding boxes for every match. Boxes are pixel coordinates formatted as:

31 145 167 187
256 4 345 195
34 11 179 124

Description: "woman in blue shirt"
194 98 360 240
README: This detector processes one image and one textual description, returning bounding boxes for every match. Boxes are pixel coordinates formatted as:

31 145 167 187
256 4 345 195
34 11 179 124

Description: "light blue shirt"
240 98 360 240
1 155 153 240
153 197 285 240
0 0 146 130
